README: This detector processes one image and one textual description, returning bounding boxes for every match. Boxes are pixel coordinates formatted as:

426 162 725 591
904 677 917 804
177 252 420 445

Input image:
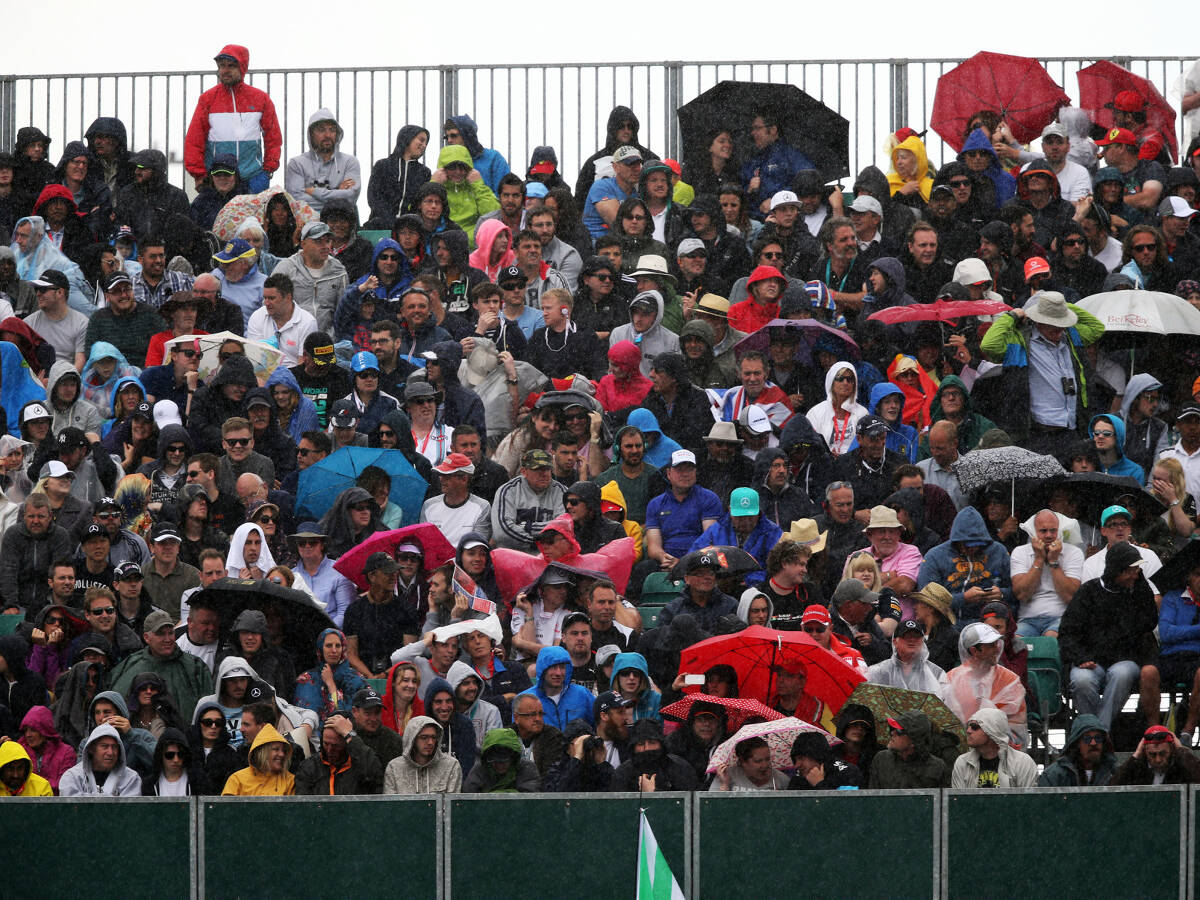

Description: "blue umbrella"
296 446 428 522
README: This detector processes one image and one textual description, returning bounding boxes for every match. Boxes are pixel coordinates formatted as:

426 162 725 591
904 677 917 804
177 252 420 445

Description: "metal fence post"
665 61 683 159
439 65 458 131
0 76 15 151
890 60 909 132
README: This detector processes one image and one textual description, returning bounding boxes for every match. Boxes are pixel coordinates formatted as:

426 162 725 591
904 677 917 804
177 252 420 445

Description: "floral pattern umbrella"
706 717 840 774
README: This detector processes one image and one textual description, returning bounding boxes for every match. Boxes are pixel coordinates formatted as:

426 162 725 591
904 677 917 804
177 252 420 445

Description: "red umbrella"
334 523 456 591
930 52 1070 153
867 298 1011 325
677 625 865 713
1077 60 1178 162
659 693 784 734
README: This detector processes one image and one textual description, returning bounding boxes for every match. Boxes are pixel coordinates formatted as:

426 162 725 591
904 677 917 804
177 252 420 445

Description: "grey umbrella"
952 446 1066 498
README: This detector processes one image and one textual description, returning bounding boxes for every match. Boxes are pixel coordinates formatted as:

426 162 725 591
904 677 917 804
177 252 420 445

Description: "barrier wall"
3 787 1194 899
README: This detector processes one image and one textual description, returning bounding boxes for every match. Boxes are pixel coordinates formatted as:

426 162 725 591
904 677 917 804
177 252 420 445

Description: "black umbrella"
1151 539 1200 594
677 80 851 184
670 546 761 581
1034 472 1166 525
192 577 334 670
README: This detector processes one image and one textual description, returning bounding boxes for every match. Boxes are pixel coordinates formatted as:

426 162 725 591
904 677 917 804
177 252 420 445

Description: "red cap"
1023 257 1051 281
801 604 831 625
662 158 682 177
1111 90 1145 113
747 265 785 286
893 127 918 142
600 500 623 515
1096 127 1137 147
433 452 474 475
1144 724 1174 741
529 160 555 175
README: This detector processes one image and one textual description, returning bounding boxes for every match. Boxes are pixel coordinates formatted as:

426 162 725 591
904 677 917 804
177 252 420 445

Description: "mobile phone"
683 674 706 686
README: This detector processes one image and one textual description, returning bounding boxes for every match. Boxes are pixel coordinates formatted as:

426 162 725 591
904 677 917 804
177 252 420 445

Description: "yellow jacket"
221 725 296 796
600 480 643 561
0 740 53 797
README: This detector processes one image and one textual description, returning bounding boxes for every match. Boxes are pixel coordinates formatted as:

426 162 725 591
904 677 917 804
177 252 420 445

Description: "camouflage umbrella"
845 682 967 747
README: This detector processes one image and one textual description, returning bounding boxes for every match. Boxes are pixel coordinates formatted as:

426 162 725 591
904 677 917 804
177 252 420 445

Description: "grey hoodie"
284 108 362 214
608 290 680 376
382 715 462 794
273 246 348 333
46 361 103 435
58 722 143 796
446 660 502 749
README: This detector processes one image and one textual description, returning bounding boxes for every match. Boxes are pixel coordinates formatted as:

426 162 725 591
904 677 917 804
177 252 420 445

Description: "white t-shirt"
1010 541 1085 619
156 774 189 796
509 602 569 661
1091 236 1123 273
419 494 492 547
1079 544 1161 594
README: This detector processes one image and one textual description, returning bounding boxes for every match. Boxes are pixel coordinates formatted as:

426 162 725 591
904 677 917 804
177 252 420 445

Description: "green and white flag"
637 810 684 900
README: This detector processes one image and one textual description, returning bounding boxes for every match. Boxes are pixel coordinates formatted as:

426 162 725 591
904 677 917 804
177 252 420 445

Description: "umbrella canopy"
930 52 1070 153
296 446 428 522
1150 539 1200 595
333 523 457 591
669 546 761 581
731 318 860 365
845 682 966 748
1033 472 1165 525
678 625 865 711
1077 60 1178 162
491 540 636 599
660 693 784 734
952 446 1065 496
867 298 1011 325
706 717 839 774
165 331 283 385
1078 290 1200 337
211 186 318 243
677 80 850 183
191 577 334 671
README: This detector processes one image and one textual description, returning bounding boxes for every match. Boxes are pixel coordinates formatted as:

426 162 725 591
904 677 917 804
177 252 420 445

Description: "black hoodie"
13 127 55 218
753 448 819 527
51 140 112 241
112 149 190 243
0 635 48 727
566 480 626 554
142 727 207 795
370 409 435 492
884 487 941 554
429 229 487 318
245 386 298 480
413 182 464 253
574 106 659 212
641 352 712 450
187 354 258 453
322 198 373 283
85 117 136 193
366 125 432 228
428 340 488 443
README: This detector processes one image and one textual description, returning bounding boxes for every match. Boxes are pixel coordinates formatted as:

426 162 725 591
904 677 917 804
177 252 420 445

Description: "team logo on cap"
224 242 235 253
1108 128 1121 141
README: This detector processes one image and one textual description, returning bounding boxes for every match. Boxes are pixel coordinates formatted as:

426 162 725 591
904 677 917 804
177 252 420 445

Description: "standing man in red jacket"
185 45 282 193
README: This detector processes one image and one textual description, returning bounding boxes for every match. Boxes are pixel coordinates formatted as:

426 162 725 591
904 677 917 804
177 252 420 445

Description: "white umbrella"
1078 290 1200 335
164 332 283 385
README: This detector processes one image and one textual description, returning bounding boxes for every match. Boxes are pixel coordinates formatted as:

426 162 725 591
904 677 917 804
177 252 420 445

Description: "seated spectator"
17 705 77 793
517 645 595 732
140 728 204 796
0 739 53 796
868 619 948 697
463 727 540 793
656 550 737 633
828 578 890 667
916 506 1013 626
295 713 383 795
383 715 462 794
58 723 143 796
944 623 1028 749
1009 509 1083 638
691 487 782 584
293 628 368 728
221 723 295 795
757 539 822 631
787 730 863 790
951 707 1037 788
1036 714 1116 787
613 718 698 792
869 710 951 789
1144 551 1200 745
447 660 502 750
609 652 660 723
108 610 210 720
1111 726 1200 785
709 734 788 792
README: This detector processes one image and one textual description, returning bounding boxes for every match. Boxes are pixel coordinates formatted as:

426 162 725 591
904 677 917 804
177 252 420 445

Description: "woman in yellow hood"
221 724 295 796
886 133 934 205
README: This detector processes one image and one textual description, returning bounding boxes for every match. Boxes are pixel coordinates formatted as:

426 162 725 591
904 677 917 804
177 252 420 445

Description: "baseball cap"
595 645 621 668
403 381 436 403
676 238 707 257
1100 505 1132 526
328 399 360 427
612 146 643 165
434 453 475 476
629 291 657 312
730 486 759 517
895 619 925 638
114 561 143 581
101 271 133 291
1178 406 1200 421
143 610 175 634
150 523 182 543
209 158 238 176
303 332 337 366
132 401 154 421
930 183 955 198
301 221 332 241
770 190 801 211
1041 122 1069 140
499 265 527 288
1096 127 1137 147
212 239 255 264
521 449 552 470
351 351 380 374
1163 196 1198 219
848 195 883 217
529 160 556 175
32 269 69 291
1023 257 1051 281
669 449 697 467
561 610 591 632
352 688 384 709
526 182 548 199
594 690 635 719
245 393 271 410
738 406 772 436
967 624 1004 646
81 523 110 542
21 403 52 424
1110 90 1145 112
95 496 121 513
39 460 74 480
858 414 888 437
364 551 399 575
801 605 831 626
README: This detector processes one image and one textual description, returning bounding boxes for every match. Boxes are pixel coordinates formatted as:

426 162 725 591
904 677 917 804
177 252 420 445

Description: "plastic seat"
640 604 668 630
638 572 682 608
358 229 391 246
0 614 22 636
1024 635 1062 760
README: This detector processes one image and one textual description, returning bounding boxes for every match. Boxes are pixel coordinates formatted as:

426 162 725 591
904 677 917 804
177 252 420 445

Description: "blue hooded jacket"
916 506 1013 624
609 652 662 722
265 365 319 443
448 115 510 195
0 342 46 436
626 408 682 469
1088 413 1145 483
958 129 1016 206
100 375 148 442
335 238 414 344
690 513 783 585
517 645 595 731
850 382 918 462
1159 588 1200 657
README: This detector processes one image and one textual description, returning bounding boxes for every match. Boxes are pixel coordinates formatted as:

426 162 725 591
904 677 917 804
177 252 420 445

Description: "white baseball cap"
670 449 697 467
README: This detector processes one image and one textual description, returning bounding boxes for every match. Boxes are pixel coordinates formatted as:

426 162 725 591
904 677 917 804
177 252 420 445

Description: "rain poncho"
866 635 949 697
225 522 277 577
0 342 47 437
10 216 92 315
80 342 139 420
805 362 868 456
944 623 1028 748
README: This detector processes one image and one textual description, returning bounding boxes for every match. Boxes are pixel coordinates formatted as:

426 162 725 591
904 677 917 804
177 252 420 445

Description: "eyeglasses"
1061 238 1086 247
166 445 187 453
200 718 223 728
172 348 198 358
255 515 276 524
224 437 251 447
88 607 115 616
761 251 784 260
948 179 971 188
96 511 121 520
515 710 544 718
1133 243 1157 253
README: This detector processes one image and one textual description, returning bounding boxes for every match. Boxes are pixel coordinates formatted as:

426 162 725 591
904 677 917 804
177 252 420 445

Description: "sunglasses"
378 428 395 438
297 447 315 457
1092 429 1115 438
1133 243 1157 253
1061 238 1085 247
166 444 187 453
499 282 525 291
96 511 121 520
802 624 827 634
564 498 582 506
833 375 855 383
1080 734 1105 745
186 470 202 478
200 718 223 728
88 607 116 616
378 253 401 261
591 273 614 282
966 722 982 731
295 538 322 547
349 503 373 512
255 515 276 524
624 214 647 221
948 179 971 188
761 251 784 259
172 348 198 358
163 750 184 760
224 437 251 447
44 616 64 625
408 397 436 405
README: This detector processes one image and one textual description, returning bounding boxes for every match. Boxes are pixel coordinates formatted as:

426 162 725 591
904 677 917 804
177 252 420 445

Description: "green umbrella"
845 682 966 748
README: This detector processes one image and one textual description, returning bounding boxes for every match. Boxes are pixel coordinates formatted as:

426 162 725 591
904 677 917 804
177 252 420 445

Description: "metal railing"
1 56 1195 202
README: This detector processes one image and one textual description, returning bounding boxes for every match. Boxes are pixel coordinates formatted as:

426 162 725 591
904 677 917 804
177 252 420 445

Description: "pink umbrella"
867 298 1011 325
334 524 456 591
706 717 840 774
